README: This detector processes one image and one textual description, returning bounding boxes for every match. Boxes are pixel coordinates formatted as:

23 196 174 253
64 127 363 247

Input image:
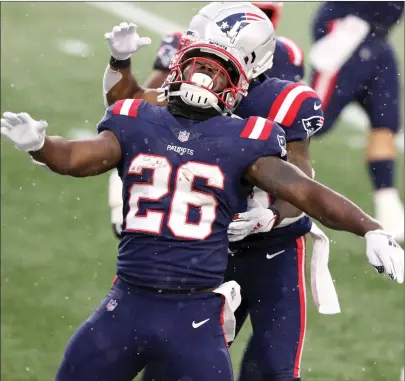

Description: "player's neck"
168 101 220 121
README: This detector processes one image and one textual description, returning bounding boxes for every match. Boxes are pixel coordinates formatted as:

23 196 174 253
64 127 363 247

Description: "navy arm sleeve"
240 117 288 172
97 99 143 173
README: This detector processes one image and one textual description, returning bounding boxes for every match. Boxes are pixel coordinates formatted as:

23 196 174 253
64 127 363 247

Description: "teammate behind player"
107 2 305 241
101 3 394 380
103 4 321 380
2 34 404 381
3 41 282 381
309 1 405 242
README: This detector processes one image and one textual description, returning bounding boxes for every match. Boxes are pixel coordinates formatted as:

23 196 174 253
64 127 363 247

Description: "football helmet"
181 2 277 81
160 42 249 115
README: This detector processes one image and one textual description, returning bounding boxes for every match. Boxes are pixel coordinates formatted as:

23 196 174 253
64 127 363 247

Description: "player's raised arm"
1 112 121 177
103 22 165 106
245 155 404 282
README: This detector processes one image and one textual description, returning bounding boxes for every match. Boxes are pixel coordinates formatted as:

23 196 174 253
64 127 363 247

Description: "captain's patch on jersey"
277 135 287 157
301 116 324 137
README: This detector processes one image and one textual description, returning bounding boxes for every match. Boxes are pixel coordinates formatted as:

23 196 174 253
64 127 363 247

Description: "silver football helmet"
182 2 277 81
160 41 249 115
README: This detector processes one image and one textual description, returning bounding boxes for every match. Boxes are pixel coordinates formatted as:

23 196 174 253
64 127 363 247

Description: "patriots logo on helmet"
216 12 266 39
301 116 324 137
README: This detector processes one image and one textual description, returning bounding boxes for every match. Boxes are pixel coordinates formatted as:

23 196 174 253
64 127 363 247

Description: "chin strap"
159 72 229 116
169 90 225 115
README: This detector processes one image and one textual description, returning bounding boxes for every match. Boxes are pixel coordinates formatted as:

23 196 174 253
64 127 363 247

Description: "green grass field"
1 2 404 381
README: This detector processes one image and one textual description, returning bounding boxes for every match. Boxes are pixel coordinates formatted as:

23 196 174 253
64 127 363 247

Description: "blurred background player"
310 1 405 242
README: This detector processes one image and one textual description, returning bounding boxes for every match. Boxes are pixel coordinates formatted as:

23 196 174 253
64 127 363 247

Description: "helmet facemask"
159 43 249 115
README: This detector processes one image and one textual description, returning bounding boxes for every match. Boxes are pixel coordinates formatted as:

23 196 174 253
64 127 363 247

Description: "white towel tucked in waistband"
213 280 241 342
309 222 341 314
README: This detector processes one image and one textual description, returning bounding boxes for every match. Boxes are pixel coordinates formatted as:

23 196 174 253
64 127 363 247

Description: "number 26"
126 153 225 240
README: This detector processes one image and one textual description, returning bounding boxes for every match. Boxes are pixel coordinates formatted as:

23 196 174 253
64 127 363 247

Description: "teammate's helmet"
251 2 283 29
160 42 249 115
182 2 277 81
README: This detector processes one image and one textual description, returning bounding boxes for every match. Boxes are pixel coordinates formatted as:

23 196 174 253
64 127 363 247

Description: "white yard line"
87 2 183 35
57 39 90 57
87 2 404 152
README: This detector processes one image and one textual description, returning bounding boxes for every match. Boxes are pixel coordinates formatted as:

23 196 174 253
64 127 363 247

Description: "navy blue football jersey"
314 1 404 39
150 34 317 250
237 77 323 143
97 99 287 290
266 37 304 82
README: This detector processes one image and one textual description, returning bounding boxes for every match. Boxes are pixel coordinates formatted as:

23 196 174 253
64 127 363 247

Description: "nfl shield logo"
106 299 118 312
178 130 190 142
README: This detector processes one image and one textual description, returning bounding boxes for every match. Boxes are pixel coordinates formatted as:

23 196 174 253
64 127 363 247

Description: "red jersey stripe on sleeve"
268 83 302 121
258 120 274 140
268 84 318 127
112 100 125 115
240 116 258 138
240 117 274 140
128 99 142 117
112 99 142 118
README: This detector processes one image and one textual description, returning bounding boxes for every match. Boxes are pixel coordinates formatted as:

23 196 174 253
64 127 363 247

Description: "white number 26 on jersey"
126 153 225 240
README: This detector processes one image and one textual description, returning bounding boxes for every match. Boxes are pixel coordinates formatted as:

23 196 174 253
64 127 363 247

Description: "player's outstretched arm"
246 156 404 283
31 132 121 177
246 156 380 236
103 22 165 106
1 112 121 177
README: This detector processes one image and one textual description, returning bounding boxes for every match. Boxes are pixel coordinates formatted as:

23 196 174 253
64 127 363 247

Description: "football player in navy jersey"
2 7 404 381
107 2 306 243
103 4 322 380
102 2 403 380
310 1 404 242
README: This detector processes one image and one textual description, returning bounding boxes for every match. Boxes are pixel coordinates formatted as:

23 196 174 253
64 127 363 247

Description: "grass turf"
1 2 403 380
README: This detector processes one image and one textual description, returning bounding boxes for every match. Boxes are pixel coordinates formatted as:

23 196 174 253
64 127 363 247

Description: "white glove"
1 112 47 152
228 198 278 242
365 230 404 283
105 22 152 61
